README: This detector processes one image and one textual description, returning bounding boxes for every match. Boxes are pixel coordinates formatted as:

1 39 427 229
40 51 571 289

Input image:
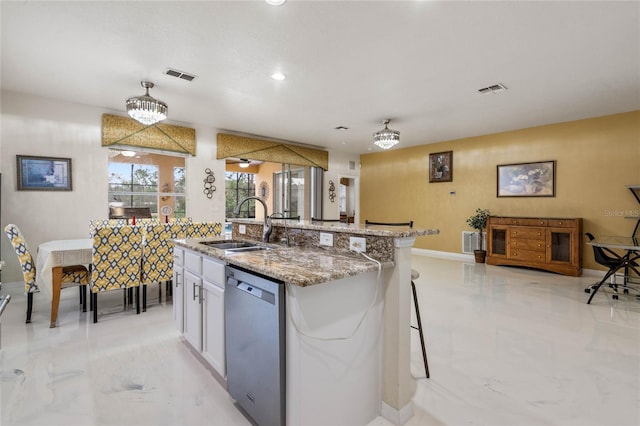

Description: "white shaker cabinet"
183 270 203 350
172 247 185 333
174 247 226 377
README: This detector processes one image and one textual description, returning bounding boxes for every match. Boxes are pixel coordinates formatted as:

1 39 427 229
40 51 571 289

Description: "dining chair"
4 224 89 326
141 222 187 310
90 225 143 323
89 219 127 237
169 217 193 223
584 232 640 301
364 219 429 378
187 222 223 238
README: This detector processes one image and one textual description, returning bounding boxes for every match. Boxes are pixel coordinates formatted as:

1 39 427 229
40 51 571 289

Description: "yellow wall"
360 111 640 271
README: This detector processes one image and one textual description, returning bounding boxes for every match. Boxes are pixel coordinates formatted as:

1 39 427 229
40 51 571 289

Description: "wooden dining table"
36 239 92 327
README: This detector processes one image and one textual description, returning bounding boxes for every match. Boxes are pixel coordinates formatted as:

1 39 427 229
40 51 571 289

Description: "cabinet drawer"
510 238 546 251
509 227 545 240
203 258 226 288
509 249 545 263
174 248 184 267
495 217 547 226
185 251 202 274
547 219 574 228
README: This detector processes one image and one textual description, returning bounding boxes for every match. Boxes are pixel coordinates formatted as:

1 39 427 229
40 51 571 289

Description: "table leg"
51 266 63 328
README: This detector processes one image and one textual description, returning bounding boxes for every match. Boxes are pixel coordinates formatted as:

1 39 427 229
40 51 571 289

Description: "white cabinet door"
183 270 203 350
172 265 185 332
202 281 225 376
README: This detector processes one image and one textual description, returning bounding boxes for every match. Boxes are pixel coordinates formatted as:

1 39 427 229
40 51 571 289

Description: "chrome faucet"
270 212 290 247
233 196 272 243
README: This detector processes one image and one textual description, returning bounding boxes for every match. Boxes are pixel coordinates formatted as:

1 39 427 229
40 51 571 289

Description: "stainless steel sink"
201 240 259 250
200 240 272 254
225 246 272 254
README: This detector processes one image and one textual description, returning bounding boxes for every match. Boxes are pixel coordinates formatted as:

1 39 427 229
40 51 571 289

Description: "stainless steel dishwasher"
225 265 285 426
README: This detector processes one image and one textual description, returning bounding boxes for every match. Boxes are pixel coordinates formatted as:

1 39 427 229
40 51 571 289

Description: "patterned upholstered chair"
169 217 193 224
136 217 161 227
90 225 143 323
89 219 127 237
141 222 187 310
4 224 89 326
187 222 223 238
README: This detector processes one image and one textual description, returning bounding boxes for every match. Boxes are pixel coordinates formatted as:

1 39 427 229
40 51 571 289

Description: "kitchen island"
173 220 438 425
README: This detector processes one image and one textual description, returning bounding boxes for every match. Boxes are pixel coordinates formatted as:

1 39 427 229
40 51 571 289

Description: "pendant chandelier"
373 119 400 150
126 81 168 126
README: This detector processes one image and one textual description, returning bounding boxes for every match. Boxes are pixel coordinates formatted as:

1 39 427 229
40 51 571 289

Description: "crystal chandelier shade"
373 119 400 149
126 81 168 126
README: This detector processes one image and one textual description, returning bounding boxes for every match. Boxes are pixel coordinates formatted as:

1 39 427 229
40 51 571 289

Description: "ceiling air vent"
165 68 197 82
478 83 507 94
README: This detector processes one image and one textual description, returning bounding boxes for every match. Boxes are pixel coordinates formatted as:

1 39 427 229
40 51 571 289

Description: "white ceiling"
2 1 638 154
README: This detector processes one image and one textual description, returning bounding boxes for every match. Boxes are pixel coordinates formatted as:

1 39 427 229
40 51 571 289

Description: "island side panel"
286 270 383 425
381 237 416 424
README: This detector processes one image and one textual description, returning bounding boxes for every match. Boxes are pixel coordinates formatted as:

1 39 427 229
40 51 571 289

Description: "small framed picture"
16 155 72 191
497 160 555 197
429 151 453 183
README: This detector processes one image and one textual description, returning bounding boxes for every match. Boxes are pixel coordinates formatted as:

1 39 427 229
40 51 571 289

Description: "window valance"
101 114 196 156
216 133 328 170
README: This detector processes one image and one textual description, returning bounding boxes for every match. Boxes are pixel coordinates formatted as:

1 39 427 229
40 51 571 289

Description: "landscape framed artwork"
16 155 72 191
429 151 453 183
497 160 555 197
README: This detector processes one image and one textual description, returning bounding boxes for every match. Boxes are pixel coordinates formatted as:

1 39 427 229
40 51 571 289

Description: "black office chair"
585 232 639 302
365 219 429 378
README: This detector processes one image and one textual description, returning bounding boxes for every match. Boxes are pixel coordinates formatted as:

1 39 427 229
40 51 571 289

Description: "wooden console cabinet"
486 216 582 276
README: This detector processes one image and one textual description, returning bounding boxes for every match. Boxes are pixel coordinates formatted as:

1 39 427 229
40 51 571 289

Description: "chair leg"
26 292 33 324
79 285 83 304
158 282 162 304
136 287 141 314
143 285 147 312
82 285 87 312
92 292 98 323
411 280 430 378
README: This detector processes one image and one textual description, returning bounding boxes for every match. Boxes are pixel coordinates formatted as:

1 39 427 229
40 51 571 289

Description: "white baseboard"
411 249 616 280
411 247 475 262
380 401 414 425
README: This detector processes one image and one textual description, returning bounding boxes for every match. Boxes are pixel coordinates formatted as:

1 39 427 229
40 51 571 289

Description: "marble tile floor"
0 256 638 426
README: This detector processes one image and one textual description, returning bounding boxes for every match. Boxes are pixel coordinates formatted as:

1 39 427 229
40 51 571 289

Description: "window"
273 167 305 218
225 172 256 218
108 149 186 218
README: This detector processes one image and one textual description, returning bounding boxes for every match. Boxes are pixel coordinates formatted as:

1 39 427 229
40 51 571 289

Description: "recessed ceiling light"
265 0 286 5
270 72 286 81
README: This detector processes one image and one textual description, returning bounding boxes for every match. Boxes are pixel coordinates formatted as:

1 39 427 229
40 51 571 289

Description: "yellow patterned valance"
217 133 329 170
101 114 196 156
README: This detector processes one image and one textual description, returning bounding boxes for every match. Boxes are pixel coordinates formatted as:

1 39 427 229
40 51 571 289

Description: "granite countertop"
229 218 439 238
174 238 393 287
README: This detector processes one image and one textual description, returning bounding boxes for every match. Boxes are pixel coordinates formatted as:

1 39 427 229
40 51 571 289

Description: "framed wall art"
429 151 453 183
497 160 555 197
16 155 72 191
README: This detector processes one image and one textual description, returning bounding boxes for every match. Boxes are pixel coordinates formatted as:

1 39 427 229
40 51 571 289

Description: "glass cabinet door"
547 229 572 263
491 228 507 256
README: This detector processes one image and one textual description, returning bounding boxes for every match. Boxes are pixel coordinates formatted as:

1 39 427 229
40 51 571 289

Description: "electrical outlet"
239 224 246 234
349 236 366 253
319 232 333 247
